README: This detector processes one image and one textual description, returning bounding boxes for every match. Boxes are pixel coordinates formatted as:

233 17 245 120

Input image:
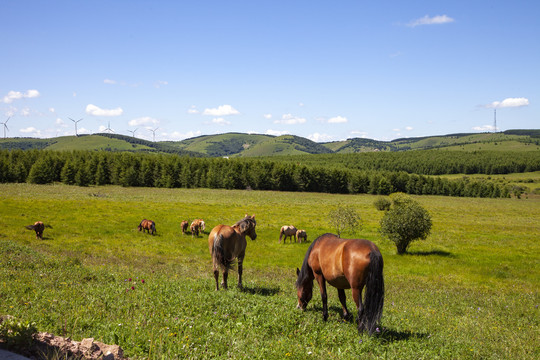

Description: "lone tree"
328 204 362 237
377 193 432 254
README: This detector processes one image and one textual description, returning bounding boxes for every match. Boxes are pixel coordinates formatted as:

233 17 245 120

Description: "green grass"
0 184 538 359
45 135 153 151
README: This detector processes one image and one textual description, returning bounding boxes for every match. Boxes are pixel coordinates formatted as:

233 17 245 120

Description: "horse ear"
245 213 248 217
296 268 300 276
251 214 255 219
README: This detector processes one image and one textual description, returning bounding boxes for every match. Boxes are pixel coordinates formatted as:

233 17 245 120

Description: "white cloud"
408 15 455 27
49 108 55 113
350 131 368 138
2 89 40 103
299 102 305 107
473 125 496 132
328 116 348 124
187 106 199 114
392 128 400 132
265 129 290 136
86 104 123 116
128 117 159 126
154 80 168 88
203 104 240 116
405 126 414 131
486 97 529 109
212 118 231 126
20 107 31 116
308 133 334 142
263 114 272 119
273 113 307 125
20 127 37 133
20 127 41 136
104 79 117 84
162 130 202 141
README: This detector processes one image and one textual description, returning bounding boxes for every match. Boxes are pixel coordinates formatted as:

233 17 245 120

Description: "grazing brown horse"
279 225 297 243
296 229 307 243
180 220 189 234
138 219 156 235
208 214 257 290
25 221 46 239
296 233 384 334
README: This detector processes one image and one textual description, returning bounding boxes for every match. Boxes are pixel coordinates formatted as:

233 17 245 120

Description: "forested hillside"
1 129 538 156
2 149 537 198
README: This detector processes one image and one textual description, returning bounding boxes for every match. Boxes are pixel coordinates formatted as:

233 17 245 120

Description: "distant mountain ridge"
0 129 538 156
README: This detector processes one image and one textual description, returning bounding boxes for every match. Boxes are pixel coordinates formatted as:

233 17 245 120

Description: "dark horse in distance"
296 233 384 334
208 214 257 290
25 221 48 239
138 219 156 235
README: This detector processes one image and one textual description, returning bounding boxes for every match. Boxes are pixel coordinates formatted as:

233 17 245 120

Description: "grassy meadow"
0 183 538 359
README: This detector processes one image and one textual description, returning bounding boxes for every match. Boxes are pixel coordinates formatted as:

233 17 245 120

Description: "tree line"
266 150 540 175
0 149 519 198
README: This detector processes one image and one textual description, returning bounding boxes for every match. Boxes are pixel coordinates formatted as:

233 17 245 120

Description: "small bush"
328 204 362 237
373 197 391 211
380 193 432 254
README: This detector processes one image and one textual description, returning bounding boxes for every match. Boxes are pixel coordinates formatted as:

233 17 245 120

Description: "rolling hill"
0 130 538 157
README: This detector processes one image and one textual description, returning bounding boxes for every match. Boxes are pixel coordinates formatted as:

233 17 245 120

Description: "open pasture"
0 183 538 359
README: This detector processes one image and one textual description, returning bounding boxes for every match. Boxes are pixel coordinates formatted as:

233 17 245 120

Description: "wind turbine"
149 127 159 142
105 121 114 133
128 128 138 138
69 118 83 136
1 117 10 138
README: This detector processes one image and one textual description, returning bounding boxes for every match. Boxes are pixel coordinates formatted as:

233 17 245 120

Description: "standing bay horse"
296 233 384 334
208 215 257 290
279 225 297 243
25 221 46 239
138 219 156 235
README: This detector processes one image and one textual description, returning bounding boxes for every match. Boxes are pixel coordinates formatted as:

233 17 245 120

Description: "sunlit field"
1 183 538 359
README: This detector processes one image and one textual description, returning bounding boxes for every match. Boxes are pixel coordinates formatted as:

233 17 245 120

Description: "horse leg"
315 274 328 321
237 258 244 289
338 288 351 320
352 287 365 332
221 270 228 290
213 268 220 291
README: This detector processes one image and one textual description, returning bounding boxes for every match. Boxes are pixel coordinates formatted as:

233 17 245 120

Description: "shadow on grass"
307 306 429 342
377 328 429 343
240 285 280 296
406 250 454 257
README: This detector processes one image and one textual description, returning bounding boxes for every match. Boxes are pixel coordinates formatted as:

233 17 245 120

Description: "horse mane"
295 233 327 288
233 216 255 232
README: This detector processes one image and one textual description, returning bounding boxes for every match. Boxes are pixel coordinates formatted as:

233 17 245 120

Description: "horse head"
296 267 313 309
238 214 257 240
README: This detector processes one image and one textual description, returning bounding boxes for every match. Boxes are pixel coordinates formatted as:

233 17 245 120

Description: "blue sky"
1 0 538 142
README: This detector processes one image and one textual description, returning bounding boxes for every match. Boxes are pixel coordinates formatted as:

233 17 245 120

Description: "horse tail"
361 249 385 334
279 228 284 242
151 222 156 235
25 224 36 230
212 233 232 271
